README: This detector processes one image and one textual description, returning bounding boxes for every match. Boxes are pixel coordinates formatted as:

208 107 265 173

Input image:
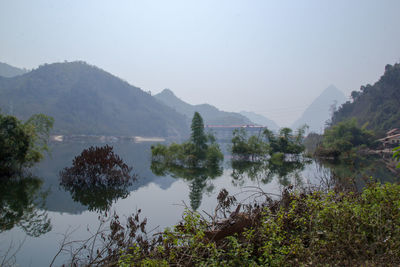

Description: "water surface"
0 141 397 266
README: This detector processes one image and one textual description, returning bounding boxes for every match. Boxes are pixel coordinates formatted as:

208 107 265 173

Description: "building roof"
387 128 400 136
378 133 400 142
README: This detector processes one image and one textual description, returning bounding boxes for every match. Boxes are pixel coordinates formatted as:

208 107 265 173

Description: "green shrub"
115 183 400 266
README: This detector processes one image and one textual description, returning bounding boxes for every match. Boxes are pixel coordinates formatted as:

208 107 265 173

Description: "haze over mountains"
291 85 347 133
4 60 393 139
154 88 254 126
0 62 29 78
0 61 188 137
239 111 279 131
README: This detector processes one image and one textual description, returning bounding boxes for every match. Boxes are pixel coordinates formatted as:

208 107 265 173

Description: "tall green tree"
190 112 208 159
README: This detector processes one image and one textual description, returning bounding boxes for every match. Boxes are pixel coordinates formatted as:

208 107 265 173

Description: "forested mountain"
239 110 279 131
331 63 400 137
154 88 253 126
0 61 188 137
292 85 347 133
0 62 28 77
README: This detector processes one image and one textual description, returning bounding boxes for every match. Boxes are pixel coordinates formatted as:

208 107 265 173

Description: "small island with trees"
151 112 224 169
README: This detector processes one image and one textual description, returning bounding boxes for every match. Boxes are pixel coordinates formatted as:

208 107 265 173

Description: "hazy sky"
1 0 400 126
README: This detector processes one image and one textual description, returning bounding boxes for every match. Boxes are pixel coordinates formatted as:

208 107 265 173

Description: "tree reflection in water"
151 161 222 210
60 145 136 213
231 154 310 187
316 155 400 190
0 172 51 237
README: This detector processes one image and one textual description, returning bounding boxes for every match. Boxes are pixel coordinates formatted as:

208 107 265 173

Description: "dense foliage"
315 118 374 159
231 126 306 160
59 145 136 212
331 63 400 136
61 183 400 266
0 61 188 137
0 112 53 175
151 112 223 168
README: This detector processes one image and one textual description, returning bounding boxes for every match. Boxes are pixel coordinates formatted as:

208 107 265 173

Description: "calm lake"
0 140 398 266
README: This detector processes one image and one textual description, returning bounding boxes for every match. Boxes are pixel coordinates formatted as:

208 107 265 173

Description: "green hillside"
331 63 400 136
0 61 188 137
154 88 253 126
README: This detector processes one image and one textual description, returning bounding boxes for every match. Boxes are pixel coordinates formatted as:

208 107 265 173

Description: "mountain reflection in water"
0 141 399 267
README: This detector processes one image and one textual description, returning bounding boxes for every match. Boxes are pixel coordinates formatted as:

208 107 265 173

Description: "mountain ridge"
154 88 254 126
0 61 189 137
0 61 29 78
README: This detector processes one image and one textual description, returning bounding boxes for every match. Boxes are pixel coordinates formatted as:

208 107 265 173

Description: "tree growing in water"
231 126 307 160
150 112 223 209
60 145 136 212
190 112 208 160
151 112 223 168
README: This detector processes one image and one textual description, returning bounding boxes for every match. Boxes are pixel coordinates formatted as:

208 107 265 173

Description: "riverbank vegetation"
0 112 53 176
314 118 375 160
56 182 400 266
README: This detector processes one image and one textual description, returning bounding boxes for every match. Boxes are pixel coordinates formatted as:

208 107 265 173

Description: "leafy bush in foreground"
115 182 400 266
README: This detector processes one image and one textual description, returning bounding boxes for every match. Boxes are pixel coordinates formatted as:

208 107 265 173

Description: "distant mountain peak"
326 84 339 91
160 88 175 95
322 84 343 95
291 85 347 133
